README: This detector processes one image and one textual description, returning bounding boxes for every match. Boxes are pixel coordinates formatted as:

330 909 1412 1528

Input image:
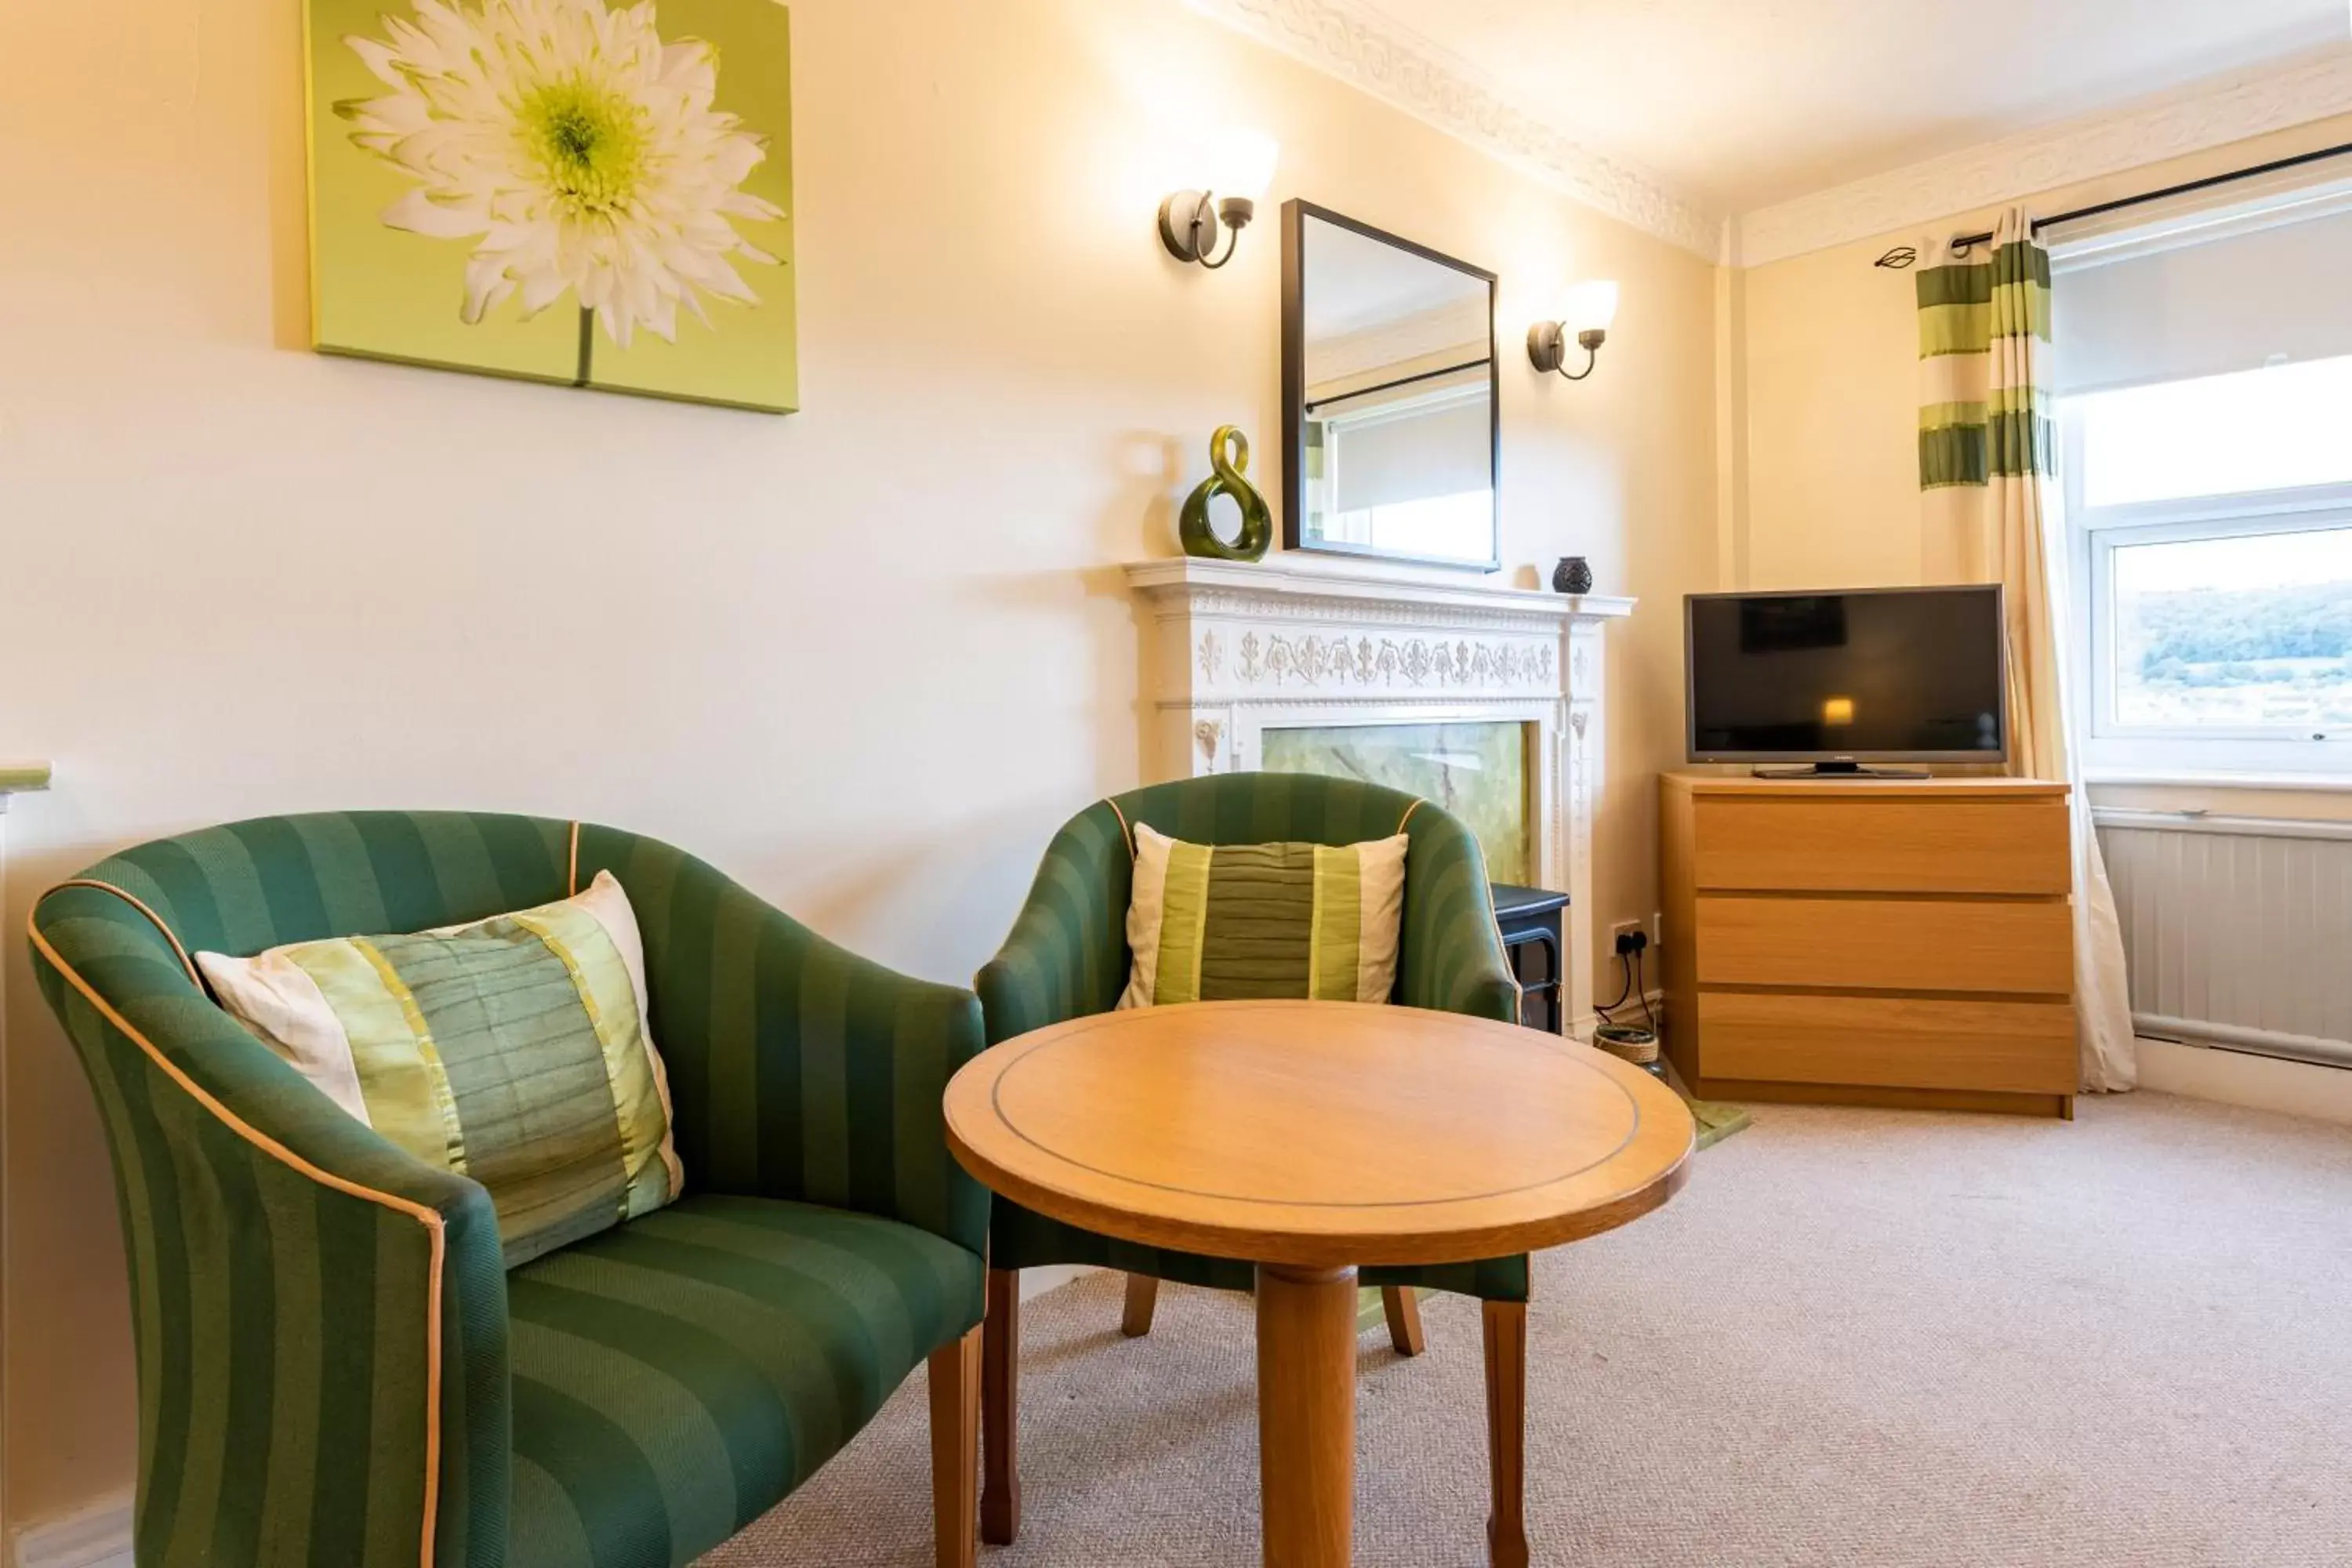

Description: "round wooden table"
943 1000 1694 1568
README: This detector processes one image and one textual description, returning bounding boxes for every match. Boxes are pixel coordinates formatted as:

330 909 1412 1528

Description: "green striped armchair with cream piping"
29 811 989 1568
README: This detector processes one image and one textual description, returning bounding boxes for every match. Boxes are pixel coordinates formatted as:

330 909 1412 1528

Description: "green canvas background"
305 0 799 412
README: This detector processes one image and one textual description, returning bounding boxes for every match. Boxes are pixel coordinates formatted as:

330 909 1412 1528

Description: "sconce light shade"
1160 130 1281 270
1529 278 1619 381
1202 129 1281 205
1561 279 1621 335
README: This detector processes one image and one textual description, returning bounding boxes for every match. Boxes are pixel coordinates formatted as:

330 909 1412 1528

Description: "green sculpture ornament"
1179 425 1274 562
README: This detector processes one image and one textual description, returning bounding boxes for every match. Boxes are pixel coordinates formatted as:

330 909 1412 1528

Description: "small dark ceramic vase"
1553 556 1595 595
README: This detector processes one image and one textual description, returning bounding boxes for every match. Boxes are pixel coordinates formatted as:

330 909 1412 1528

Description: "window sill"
2084 768 2352 791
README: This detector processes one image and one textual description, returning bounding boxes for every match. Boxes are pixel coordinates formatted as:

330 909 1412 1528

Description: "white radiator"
2095 810 2352 1069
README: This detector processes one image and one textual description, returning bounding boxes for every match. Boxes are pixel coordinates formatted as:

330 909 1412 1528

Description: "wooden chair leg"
1380 1286 1426 1356
981 1269 1021 1545
928 1325 982 1568
1120 1272 1160 1338
1483 1301 1529 1568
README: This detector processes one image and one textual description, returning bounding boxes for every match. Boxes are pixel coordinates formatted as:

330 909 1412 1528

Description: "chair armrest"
31 886 509 1568
975 801 1133 1044
589 829 990 1259
1396 811 1521 1024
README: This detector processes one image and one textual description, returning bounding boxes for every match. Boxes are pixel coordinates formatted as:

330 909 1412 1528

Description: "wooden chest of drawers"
1659 773 2077 1119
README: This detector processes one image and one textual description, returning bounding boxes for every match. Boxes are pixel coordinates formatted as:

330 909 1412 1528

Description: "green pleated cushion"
198 869 683 1267
1120 823 1407 1006
504 1193 986 1568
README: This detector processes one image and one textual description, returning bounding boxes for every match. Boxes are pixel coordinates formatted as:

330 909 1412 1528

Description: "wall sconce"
1158 130 1281 270
1527 281 1621 380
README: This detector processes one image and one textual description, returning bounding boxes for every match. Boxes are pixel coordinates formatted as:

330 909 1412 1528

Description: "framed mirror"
1282 201 1500 571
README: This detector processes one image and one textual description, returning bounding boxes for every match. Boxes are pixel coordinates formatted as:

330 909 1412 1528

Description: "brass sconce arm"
1528 322 1607 381
1160 192 1258 270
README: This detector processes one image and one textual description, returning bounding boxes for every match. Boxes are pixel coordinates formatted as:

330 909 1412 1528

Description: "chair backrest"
980 773 1506 1040
1109 771 1432 852
55 810 579 960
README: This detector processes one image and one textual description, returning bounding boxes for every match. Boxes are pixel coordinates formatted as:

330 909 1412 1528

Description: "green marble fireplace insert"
1260 720 1534 884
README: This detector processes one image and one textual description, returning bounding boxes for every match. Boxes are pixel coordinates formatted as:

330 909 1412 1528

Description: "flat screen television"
1685 586 2008 771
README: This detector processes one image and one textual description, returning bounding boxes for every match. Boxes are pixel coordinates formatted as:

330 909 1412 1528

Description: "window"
1305 379 1495 562
2055 191 2352 779
2075 356 2352 507
2062 356 2352 775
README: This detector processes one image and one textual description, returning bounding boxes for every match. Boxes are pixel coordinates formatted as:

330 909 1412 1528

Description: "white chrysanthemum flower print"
337 0 785 348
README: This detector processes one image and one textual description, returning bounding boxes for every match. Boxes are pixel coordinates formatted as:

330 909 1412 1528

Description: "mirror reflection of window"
1297 211 1497 568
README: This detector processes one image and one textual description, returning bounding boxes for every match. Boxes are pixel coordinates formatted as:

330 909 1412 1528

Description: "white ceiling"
1356 0 2351 212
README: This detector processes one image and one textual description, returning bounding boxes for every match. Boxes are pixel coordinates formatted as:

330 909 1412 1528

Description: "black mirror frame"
1280 199 1502 572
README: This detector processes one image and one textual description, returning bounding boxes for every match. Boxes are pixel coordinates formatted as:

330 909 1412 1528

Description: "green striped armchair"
973 773 1538 1567
29 811 990 1568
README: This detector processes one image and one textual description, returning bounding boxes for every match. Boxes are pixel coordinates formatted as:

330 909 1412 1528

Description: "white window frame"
2063 406 2352 779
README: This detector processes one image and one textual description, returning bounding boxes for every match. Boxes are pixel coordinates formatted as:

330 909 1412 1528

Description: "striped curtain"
1918 209 2137 1093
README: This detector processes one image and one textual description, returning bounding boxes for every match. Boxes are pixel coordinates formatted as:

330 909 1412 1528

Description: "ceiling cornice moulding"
1189 0 1722 260
1736 49 2352 268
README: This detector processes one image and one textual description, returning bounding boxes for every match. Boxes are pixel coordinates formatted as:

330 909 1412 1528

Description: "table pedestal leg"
1256 1263 1357 1568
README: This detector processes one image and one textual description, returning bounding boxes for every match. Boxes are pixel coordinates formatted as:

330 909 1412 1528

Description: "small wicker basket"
1592 1021 1661 1067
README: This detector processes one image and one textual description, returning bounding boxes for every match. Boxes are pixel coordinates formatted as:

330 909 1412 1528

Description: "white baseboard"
1017 1264 1096 1301
11 1497 131 1568
2137 1036 2352 1127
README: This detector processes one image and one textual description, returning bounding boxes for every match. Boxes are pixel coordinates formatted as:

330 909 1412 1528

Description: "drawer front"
1696 895 2073 996
1692 798 2071 895
1699 992 2078 1094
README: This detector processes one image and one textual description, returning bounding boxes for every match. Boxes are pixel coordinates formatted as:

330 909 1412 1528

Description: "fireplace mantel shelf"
1123 555 1630 1034
1123 557 1634 626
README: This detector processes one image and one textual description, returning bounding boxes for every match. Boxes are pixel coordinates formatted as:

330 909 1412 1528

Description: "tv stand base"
1749 762 1932 780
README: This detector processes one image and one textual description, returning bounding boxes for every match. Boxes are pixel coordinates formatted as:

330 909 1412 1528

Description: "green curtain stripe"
1918 299 1991 358
1990 237 2052 289
1918 227 2056 492
32 810 986 1568
1915 263 1994 308
976 774 1528 1305
1987 408 2056 478
1991 280 2053 342
1920 426 1989 488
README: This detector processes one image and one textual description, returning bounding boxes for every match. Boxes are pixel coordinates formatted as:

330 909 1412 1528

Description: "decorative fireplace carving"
1123 557 1632 1033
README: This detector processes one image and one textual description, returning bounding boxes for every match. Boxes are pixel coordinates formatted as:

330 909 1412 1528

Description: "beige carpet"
705 1092 2352 1566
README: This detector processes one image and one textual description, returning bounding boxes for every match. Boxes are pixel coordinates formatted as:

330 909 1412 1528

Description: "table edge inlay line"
975 1004 1653 1212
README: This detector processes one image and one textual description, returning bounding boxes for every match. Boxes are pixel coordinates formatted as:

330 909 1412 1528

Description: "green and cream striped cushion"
1120 822 1407 1007
196 870 682 1267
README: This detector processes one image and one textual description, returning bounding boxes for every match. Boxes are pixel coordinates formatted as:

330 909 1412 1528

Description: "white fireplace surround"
1123 557 1632 1031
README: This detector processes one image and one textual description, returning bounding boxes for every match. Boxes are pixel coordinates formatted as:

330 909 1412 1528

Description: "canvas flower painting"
307 0 797 412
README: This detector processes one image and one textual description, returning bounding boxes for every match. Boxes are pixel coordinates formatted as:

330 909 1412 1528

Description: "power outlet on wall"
1610 919 1646 954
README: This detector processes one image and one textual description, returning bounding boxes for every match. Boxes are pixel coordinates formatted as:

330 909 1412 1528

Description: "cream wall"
1733 114 2352 595
0 0 1722 1534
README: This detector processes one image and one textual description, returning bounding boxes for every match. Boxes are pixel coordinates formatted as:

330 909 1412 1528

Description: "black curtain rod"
1303 356 1489 412
1945 137 2352 252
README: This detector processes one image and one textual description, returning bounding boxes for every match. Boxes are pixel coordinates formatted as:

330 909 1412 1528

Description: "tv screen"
1686 586 2008 763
